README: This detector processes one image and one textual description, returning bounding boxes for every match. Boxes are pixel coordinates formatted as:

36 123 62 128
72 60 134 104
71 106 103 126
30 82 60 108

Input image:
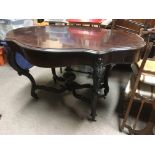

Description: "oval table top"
6 25 146 54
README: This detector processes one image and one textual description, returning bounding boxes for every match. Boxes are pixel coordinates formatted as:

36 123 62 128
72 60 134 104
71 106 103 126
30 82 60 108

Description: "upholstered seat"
131 58 155 85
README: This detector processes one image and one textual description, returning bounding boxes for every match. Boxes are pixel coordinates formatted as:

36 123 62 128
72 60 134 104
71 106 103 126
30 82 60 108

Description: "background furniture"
0 19 34 69
0 46 5 65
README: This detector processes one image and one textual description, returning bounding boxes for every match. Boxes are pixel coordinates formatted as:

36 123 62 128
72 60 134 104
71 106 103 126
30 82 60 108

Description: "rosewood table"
5 25 145 121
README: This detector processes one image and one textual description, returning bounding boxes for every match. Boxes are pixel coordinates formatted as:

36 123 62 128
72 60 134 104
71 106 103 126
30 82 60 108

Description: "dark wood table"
5 25 145 121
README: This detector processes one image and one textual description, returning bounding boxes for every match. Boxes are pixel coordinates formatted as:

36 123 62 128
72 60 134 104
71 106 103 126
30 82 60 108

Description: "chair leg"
120 99 134 131
125 103 155 135
122 98 129 119
133 99 145 130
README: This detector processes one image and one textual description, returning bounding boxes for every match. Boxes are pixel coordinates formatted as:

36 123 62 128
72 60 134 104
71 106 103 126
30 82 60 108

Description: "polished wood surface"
6 25 145 54
5 26 146 68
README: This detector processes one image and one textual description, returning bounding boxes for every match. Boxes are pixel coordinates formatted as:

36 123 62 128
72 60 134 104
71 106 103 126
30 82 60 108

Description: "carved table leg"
7 46 38 99
89 57 107 121
7 45 68 99
90 93 98 121
20 70 38 99
102 65 111 98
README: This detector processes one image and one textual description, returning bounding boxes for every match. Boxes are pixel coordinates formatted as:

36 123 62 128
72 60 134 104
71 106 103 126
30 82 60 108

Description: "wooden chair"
120 41 155 134
111 19 151 34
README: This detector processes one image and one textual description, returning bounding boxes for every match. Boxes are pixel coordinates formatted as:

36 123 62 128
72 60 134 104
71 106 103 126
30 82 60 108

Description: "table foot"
31 90 38 99
88 116 96 122
88 113 97 121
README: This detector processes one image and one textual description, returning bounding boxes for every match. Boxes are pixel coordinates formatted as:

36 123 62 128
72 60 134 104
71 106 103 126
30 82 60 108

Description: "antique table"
5 25 145 121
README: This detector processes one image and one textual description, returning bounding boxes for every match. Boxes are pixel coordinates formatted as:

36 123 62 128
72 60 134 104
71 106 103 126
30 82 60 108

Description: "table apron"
22 48 141 68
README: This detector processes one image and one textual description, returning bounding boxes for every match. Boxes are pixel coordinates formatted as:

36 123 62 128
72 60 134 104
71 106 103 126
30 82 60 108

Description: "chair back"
111 19 153 34
121 42 154 134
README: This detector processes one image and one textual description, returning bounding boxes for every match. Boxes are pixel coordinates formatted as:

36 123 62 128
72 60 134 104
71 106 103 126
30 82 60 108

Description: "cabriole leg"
7 43 38 99
90 57 107 121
